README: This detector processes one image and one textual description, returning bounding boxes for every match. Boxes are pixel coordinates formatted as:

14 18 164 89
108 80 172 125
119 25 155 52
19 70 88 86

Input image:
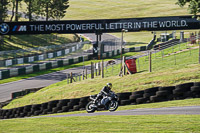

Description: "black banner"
0 15 200 35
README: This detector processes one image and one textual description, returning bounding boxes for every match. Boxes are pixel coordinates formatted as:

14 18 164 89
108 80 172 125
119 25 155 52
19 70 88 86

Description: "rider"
95 83 113 109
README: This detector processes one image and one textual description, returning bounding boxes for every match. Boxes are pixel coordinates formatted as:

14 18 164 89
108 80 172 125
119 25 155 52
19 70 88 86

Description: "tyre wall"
1 82 200 119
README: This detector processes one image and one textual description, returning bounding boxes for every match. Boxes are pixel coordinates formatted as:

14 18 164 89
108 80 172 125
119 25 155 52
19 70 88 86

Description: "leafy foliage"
23 0 69 21
176 0 200 16
0 0 9 21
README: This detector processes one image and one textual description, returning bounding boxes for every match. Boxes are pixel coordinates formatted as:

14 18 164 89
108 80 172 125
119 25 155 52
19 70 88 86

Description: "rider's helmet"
106 83 112 90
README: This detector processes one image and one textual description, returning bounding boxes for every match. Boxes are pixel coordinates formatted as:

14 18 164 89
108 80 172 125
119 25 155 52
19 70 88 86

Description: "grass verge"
0 115 199 133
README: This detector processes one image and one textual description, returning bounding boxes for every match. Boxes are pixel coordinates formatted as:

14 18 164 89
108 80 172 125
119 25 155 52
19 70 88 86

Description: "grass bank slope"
66 0 188 20
5 62 200 109
0 115 200 133
1 34 77 52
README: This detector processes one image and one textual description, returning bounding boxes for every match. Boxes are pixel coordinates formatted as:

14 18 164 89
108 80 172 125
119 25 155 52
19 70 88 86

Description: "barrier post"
85 68 87 79
149 51 152 72
98 62 101 76
95 63 97 76
91 62 94 79
82 70 84 80
70 72 73 83
101 60 104 78
198 31 200 64
123 56 126 75
67 74 69 84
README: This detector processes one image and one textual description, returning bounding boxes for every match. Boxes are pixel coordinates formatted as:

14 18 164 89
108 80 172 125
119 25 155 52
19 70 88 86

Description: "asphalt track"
34 106 200 118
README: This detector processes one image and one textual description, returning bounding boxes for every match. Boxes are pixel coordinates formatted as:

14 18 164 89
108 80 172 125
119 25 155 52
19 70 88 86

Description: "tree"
10 0 15 22
0 0 9 22
50 0 69 20
23 0 69 21
15 0 23 21
0 0 9 49
24 0 33 21
176 0 200 16
24 0 41 21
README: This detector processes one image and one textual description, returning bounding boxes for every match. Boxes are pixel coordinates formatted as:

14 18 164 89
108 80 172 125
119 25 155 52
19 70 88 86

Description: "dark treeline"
0 0 69 22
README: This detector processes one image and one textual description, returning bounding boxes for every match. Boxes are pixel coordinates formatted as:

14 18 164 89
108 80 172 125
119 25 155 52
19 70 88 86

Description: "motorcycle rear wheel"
86 101 96 113
108 100 118 112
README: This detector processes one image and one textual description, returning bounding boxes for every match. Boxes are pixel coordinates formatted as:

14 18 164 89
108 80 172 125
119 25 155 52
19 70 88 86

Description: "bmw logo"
0 23 10 34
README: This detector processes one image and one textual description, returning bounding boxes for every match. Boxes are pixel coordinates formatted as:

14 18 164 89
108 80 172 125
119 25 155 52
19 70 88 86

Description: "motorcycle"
86 91 119 113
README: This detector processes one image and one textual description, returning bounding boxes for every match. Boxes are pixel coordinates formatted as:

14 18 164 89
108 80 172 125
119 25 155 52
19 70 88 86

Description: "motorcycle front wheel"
86 101 96 113
108 100 118 112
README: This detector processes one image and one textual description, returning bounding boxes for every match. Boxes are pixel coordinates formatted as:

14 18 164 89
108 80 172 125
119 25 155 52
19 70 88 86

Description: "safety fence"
65 60 120 84
0 41 90 67
0 82 199 119
128 36 200 73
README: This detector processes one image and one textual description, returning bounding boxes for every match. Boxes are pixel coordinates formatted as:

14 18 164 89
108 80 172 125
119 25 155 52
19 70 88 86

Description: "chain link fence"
136 36 199 73
64 32 200 84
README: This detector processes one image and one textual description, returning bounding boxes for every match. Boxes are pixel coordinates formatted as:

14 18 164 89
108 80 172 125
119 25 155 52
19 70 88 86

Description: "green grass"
1 34 78 59
13 0 190 21
65 0 189 20
112 30 199 48
118 98 200 111
2 34 77 50
0 115 200 133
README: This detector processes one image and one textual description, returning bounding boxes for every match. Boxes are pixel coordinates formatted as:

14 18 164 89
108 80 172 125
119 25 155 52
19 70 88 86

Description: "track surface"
35 106 200 118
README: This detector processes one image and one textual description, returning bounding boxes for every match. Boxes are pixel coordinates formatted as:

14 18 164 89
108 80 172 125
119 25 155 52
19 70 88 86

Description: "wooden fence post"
199 40 200 64
123 56 126 75
101 60 104 78
198 31 200 64
67 73 69 84
98 62 101 76
70 72 73 83
85 68 87 79
82 70 84 80
95 63 97 76
91 62 94 79
149 51 152 72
